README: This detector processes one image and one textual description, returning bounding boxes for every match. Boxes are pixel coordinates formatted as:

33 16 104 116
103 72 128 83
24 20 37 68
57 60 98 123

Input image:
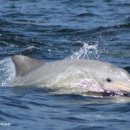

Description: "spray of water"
71 41 99 60
0 57 16 86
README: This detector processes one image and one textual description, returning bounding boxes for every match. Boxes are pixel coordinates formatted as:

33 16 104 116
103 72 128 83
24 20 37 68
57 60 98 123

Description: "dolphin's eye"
106 78 112 82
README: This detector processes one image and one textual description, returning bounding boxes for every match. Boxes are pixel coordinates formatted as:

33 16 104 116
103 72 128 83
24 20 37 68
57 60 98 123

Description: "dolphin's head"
84 60 130 96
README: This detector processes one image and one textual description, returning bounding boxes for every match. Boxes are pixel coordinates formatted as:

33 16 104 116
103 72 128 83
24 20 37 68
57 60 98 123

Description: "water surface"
0 0 130 129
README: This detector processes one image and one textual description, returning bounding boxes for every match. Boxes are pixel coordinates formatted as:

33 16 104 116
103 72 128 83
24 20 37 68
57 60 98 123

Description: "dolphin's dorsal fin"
12 55 45 76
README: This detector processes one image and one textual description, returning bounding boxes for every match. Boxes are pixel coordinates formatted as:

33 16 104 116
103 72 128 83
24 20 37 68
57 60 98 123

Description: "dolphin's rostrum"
9 55 130 96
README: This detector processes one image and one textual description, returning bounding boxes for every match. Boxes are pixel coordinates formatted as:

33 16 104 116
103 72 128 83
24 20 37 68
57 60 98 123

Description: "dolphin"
8 55 130 96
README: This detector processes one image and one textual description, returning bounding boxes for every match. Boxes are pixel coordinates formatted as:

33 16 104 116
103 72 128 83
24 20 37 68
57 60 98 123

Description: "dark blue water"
0 0 130 129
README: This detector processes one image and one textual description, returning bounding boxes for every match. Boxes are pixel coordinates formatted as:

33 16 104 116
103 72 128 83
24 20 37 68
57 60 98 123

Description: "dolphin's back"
11 55 93 87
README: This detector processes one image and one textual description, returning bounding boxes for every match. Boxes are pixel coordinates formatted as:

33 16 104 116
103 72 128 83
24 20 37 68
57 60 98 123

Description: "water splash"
71 41 99 60
0 57 16 86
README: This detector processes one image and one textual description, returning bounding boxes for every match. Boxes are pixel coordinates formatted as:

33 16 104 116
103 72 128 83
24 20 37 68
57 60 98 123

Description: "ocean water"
0 0 130 129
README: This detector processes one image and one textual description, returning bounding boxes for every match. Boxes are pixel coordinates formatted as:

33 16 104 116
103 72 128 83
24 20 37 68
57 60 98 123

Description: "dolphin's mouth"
87 90 129 97
102 90 128 97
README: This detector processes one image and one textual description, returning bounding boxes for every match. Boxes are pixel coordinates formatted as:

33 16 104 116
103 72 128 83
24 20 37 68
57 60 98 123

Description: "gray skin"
9 55 130 96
